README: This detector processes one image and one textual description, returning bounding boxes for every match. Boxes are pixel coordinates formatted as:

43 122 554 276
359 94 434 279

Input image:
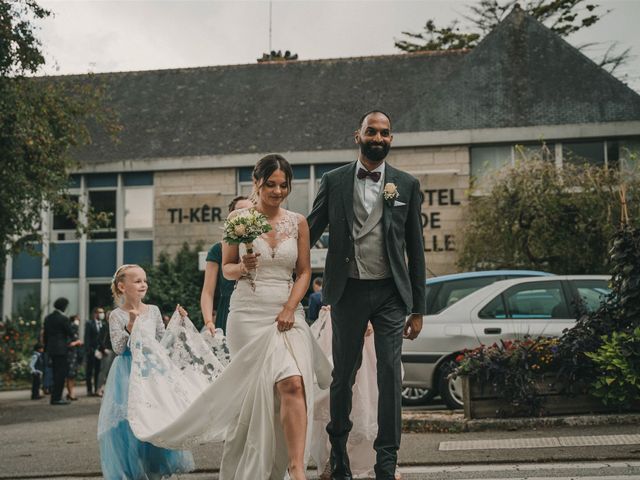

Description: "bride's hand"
241 252 260 271
204 320 216 336
276 305 295 332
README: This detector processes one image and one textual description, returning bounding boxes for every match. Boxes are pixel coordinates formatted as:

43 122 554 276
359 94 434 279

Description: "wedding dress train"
126 210 332 479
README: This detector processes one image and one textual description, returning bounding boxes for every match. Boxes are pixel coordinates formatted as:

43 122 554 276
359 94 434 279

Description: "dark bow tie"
357 168 381 182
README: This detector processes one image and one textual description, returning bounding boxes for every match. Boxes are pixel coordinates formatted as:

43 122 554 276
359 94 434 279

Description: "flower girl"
97 264 195 479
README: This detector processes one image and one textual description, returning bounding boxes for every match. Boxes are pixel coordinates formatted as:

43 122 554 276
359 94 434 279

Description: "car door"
471 280 575 344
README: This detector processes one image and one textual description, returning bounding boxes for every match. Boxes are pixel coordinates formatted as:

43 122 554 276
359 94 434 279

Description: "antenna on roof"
257 1 299 63
269 0 272 53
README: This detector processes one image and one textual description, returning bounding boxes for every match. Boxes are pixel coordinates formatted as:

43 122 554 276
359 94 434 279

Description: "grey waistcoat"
348 178 392 280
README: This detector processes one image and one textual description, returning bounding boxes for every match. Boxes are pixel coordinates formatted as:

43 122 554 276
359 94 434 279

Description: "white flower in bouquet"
223 209 272 254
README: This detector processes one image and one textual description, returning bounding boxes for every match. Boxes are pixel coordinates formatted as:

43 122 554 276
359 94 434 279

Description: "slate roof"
395 6 640 132
70 6 640 163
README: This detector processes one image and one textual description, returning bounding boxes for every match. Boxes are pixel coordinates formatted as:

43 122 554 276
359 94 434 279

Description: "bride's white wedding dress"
126 210 332 479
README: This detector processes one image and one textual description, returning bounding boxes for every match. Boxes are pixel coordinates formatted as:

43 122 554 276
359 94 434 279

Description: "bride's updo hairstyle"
251 154 293 203
111 264 141 302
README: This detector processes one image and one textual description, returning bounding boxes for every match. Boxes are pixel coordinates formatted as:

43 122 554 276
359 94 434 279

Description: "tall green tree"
144 243 206 329
395 0 630 74
458 158 640 274
0 0 118 261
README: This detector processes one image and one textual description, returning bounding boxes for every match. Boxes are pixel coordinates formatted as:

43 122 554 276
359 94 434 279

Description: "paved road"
2 387 640 479
21 462 640 479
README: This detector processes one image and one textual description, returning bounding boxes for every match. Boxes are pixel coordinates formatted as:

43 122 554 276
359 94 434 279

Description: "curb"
402 410 640 433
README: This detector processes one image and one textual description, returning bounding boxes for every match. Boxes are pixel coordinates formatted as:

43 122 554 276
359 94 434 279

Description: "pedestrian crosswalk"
394 461 640 479
439 434 640 451
21 461 640 479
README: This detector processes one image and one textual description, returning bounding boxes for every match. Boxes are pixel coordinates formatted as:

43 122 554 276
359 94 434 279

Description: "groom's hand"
403 314 423 340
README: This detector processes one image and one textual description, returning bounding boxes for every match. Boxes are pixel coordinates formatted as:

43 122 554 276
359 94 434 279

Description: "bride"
126 154 331 479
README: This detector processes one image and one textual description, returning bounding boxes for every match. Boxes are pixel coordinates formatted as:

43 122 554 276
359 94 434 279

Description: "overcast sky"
36 0 640 91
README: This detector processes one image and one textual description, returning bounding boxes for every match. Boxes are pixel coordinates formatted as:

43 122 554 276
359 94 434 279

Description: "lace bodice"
109 305 164 355
239 209 300 284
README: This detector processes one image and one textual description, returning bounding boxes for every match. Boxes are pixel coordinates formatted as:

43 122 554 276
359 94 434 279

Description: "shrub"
587 327 640 409
0 317 41 384
144 242 206 329
455 337 561 416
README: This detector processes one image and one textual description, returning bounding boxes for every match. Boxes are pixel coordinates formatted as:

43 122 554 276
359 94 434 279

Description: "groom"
308 111 426 479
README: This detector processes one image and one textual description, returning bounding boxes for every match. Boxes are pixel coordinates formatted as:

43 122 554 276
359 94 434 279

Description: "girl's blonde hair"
111 264 142 302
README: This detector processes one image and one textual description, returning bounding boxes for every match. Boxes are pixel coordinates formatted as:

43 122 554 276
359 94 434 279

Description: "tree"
144 243 206 329
0 0 118 262
395 0 630 74
457 155 640 274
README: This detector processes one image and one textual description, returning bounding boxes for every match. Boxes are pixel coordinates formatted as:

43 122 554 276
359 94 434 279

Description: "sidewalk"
2 387 640 479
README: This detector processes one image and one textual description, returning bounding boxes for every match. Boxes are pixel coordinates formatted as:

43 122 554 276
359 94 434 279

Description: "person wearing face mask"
84 307 106 397
65 315 84 401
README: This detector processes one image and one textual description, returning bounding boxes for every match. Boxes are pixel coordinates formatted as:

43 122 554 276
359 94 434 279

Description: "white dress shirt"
354 159 385 215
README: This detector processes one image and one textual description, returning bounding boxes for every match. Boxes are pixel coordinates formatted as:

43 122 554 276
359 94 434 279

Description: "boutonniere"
383 182 399 202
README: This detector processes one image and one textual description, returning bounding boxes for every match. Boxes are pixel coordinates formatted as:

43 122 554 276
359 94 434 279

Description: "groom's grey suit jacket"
308 161 427 315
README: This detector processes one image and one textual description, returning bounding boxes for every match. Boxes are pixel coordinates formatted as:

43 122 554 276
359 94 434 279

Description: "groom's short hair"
358 110 392 129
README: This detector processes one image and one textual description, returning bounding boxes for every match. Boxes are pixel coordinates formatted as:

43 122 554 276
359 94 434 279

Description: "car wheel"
401 386 434 406
438 360 464 410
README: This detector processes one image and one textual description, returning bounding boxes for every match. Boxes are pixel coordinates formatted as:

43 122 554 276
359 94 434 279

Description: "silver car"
402 275 610 409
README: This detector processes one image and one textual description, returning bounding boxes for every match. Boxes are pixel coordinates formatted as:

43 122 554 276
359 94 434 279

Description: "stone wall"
389 146 470 276
154 168 237 258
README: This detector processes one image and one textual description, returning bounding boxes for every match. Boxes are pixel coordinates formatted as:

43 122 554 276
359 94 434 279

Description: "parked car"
402 275 610 409
402 270 551 405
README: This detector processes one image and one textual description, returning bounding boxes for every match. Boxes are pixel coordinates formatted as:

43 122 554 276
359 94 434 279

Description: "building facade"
4 8 640 321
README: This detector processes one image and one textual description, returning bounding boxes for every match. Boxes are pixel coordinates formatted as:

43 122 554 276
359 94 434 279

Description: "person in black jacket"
84 307 106 396
43 298 76 405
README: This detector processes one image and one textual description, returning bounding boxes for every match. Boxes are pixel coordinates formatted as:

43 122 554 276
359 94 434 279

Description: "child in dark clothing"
30 343 45 400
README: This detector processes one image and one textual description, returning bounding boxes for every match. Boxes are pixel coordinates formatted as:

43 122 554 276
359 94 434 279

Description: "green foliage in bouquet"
587 327 640 408
223 209 272 252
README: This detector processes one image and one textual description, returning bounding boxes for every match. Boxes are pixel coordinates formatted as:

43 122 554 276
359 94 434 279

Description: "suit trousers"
50 354 68 403
328 278 405 479
85 354 101 394
31 373 41 399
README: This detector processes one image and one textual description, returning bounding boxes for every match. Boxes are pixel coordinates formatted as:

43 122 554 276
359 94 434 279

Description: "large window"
124 187 153 238
12 282 40 317
89 283 113 314
52 194 80 241
88 190 117 239
563 141 606 167
472 139 629 185
470 145 512 186
49 281 79 318
620 138 640 174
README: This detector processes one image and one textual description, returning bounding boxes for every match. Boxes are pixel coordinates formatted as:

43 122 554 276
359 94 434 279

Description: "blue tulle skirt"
97 350 195 480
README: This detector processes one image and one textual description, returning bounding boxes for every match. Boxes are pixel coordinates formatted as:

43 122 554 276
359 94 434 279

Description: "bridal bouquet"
222 208 272 254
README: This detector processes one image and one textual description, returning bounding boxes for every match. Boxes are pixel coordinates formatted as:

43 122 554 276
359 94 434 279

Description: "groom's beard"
359 140 390 162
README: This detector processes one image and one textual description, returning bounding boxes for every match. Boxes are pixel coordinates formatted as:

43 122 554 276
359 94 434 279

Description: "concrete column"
3 256 12 319
78 176 88 322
